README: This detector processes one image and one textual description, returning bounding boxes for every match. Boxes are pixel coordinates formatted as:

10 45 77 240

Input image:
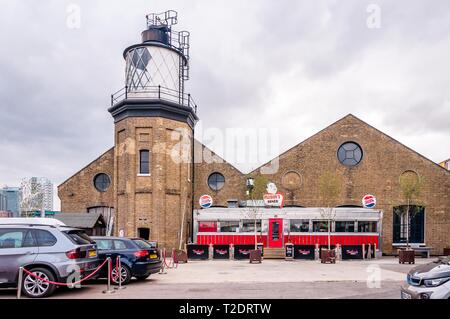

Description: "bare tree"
398 171 424 248
318 171 342 250
245 175 268 249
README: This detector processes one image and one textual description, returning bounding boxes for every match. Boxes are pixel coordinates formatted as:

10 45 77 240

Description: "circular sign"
266 183 278 194
199 194 213 209
362 194 376 208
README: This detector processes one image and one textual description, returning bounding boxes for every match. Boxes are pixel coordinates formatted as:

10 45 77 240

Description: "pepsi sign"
199 194 213 209
362 194 376 208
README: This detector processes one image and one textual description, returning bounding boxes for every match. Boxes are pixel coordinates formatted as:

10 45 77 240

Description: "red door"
268 218 283 248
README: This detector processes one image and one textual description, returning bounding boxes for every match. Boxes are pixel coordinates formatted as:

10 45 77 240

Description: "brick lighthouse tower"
108 11 198 249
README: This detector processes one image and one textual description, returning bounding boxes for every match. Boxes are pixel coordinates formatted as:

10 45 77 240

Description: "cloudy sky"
1 0 450 209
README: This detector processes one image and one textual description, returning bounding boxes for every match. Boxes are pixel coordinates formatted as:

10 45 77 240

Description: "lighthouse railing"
110 85 197 113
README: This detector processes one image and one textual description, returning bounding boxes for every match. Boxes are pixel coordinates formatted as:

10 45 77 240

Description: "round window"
207 172 225 191
94 173 111 192
337 142 363 167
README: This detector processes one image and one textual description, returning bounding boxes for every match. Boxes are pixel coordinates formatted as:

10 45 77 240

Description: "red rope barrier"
163 249 173 268
161 248 178 269
21 258 109 287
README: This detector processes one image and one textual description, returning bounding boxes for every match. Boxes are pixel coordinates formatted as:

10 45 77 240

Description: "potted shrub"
398 248 415 264
397 171 424 265
318 171 341 264
320 248 336 264
249 249 262 263
245 175 267 264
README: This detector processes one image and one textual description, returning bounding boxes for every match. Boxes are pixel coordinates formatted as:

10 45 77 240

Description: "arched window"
139 150 150 175
393 205 425 244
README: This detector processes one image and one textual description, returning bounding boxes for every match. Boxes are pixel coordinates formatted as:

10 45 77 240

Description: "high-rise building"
0 186 21 217
20 177 54 216
0 191 7 211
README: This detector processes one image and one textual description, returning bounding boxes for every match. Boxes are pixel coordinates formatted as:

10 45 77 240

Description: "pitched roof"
58 147 114 188
251 113 450 175
54 212 106 229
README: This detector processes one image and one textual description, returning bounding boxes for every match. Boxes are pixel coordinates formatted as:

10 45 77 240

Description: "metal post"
158 85 161 99
102 257 115 294
159 248 167 275
17 267 23 299
115 256 126 290
125 86 128 100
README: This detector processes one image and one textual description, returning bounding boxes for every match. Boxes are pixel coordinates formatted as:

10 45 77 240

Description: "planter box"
320 249 336 264
249 249 262 263
174 249 188 263
443 248 450 256
398 249 415 264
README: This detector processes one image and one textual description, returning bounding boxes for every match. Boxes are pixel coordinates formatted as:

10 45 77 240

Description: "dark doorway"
138 227 150 240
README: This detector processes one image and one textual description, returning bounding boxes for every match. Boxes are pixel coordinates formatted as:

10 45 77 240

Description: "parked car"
401 256 450 299
91 237 162 285
144 240 158 249
0 219 99 298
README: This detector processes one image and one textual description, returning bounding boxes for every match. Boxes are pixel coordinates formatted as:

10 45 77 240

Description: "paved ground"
0 257 431 299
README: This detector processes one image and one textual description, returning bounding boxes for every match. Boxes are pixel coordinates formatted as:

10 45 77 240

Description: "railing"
111 85 197 113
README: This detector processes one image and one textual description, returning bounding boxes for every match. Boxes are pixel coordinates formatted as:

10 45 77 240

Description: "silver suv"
0 222 99 298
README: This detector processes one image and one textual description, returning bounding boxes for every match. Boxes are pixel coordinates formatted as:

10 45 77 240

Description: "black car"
91 236 162 285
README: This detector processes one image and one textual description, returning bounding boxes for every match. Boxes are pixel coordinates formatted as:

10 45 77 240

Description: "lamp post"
246 177 254 195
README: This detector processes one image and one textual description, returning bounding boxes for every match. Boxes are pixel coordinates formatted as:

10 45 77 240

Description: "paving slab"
0 256 433 299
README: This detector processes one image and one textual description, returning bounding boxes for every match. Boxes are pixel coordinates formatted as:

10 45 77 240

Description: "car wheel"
135 274 150 281
111 264 131 285
22 267 57 298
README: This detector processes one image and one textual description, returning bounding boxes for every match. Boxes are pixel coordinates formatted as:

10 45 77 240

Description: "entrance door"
268 218 283 248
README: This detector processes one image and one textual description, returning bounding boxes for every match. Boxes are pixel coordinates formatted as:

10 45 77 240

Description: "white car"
401 257 450 299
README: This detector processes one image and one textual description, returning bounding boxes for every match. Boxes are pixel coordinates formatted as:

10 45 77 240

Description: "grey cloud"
1 0 450 206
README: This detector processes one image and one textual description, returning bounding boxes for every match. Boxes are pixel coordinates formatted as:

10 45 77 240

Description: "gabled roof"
194 139 245 174
54 212 106 229
58 147 114 188
251 113 450 175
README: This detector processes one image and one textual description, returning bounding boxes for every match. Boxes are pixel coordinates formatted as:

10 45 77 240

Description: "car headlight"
423 277 450 287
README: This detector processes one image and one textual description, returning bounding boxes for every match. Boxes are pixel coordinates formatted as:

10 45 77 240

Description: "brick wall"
250 115 450 254
58 148 114 213
113 117 193 249
59 114 450 255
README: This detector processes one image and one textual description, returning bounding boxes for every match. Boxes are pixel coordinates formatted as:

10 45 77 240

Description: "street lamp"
246 177 254 195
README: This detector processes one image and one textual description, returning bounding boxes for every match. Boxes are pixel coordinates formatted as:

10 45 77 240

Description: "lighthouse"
108 11 198 249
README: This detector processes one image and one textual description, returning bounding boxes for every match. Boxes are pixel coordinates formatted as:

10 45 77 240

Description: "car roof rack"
0 223 56 228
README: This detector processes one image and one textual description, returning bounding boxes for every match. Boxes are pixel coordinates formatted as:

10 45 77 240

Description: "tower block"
108 11 198 249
